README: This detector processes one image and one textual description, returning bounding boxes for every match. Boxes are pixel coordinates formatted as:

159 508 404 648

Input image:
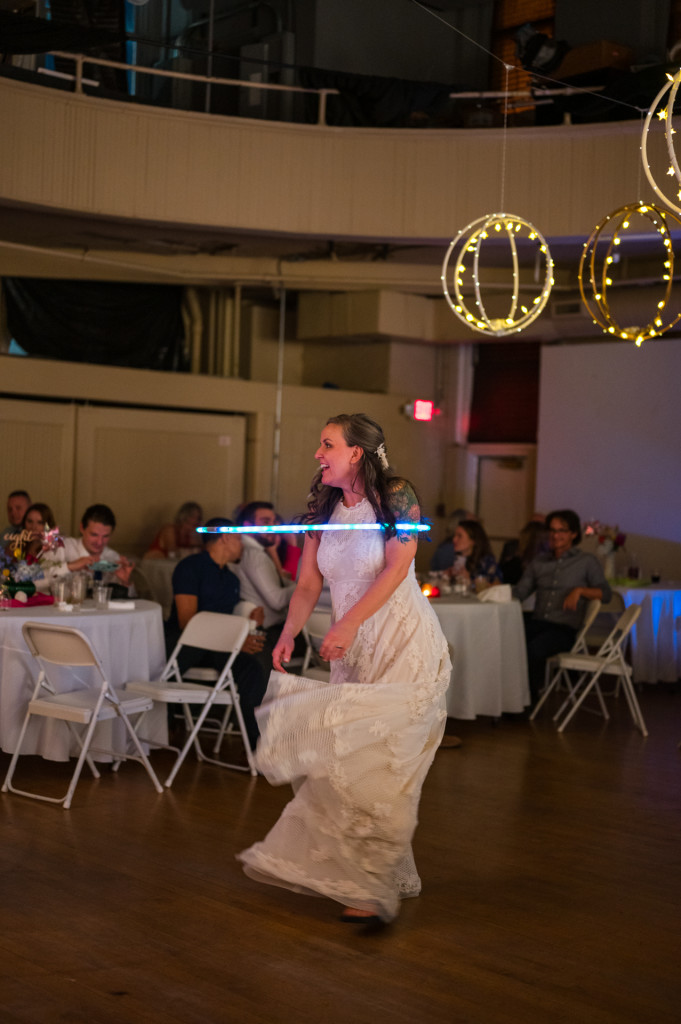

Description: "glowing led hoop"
641 69 681 216
198 523 430 534
578 202 681 346
441 213 554 337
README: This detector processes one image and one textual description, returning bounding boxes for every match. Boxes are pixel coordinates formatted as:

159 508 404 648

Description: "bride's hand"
273 631 295 671
319 619 358 661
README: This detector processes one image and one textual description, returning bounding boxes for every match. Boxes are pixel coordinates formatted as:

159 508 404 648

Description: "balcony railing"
40 50 339 126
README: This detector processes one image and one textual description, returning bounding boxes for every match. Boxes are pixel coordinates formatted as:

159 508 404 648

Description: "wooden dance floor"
2 687 679 1024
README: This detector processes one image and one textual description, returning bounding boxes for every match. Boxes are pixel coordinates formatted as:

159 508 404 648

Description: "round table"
614 583 681 683
430 593 530 719
0 599 168 760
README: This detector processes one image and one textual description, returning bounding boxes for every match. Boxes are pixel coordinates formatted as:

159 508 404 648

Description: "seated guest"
166 517 268 750
513 509 611 703
500 518 549 585
2 490 31 547
430 508 477 572
144 501 204 560
272 515 302 580
232 501 297 668
63 503 134 589
444 519 502 587
20 502 69 593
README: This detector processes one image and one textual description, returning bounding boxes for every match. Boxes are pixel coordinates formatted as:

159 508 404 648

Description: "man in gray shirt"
513 509 611 703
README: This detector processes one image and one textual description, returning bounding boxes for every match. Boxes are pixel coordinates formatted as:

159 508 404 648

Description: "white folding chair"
300 608 332 682
550 604 646 735
530 599 602 720
2 621 164 809
125 611 254 785
584 591 626 650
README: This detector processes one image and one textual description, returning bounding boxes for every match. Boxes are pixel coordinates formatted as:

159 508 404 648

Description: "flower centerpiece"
584 520 626 579
1 526 64 599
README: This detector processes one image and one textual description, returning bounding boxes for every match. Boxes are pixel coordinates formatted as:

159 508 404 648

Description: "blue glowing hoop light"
197 523 430 535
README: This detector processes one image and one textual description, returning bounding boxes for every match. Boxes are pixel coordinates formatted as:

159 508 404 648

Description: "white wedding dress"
237 497 451 921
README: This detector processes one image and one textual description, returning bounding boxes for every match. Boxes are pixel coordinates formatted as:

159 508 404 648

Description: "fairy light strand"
641 70 681 216
577 202 681 346
441 214 554 337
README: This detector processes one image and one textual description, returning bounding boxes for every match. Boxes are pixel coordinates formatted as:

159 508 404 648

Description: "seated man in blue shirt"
513 509 611 704
166 517 267 750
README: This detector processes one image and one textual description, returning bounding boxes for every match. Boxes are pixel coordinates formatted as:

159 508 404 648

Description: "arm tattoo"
387 480 421 543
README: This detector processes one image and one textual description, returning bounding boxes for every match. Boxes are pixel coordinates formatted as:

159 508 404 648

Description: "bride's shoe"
339 908 383 925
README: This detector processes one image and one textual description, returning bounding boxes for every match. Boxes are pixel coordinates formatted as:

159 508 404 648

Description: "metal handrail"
47 50 339 126
37 52 606 127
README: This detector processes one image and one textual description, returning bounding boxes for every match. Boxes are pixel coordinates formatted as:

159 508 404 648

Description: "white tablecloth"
614 584 681 683
431 594 530 719
0 599 168 761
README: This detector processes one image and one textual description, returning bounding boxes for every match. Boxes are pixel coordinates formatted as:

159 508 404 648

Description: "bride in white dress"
237 413 451 924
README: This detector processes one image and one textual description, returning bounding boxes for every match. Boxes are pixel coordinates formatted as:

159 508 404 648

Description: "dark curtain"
3 278 187 371
298 66 459 128
0 10 120 55
468 342 540 444
0 6 126 92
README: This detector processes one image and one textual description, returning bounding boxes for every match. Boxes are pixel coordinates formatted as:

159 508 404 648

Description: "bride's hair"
304 413 418 537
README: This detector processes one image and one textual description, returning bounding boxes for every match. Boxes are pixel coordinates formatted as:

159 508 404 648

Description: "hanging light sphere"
441 213 554 337
641 69 681 216
578 202 681 347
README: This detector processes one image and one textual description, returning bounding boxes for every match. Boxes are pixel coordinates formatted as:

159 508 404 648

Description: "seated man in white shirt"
63 503 134 589
232 501 296 669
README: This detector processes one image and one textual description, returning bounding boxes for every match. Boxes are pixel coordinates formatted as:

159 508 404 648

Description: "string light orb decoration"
641 69 681 216
441 213 554 337
578 202 681 346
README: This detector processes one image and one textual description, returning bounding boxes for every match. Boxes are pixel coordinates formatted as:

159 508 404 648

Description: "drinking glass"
70 573 87 607
93 584 112 610
51 577 70 606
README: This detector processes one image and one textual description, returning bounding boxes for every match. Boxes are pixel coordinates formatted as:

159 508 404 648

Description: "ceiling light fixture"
578 202 681 346
641 69 681 215
441 213 554 337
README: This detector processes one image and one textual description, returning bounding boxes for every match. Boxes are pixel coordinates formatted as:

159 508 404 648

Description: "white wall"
536 339 681 572
0 354 456 571
0 77 655 248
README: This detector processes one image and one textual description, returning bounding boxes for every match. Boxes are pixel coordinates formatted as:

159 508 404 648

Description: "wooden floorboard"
1 686 680 1024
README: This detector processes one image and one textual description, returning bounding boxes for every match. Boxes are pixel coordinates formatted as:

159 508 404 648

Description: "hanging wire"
638 110 645 202
500 63 511 210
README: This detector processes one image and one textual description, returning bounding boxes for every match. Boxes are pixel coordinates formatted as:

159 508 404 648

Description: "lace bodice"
318 497 388 581
316 497 443 689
